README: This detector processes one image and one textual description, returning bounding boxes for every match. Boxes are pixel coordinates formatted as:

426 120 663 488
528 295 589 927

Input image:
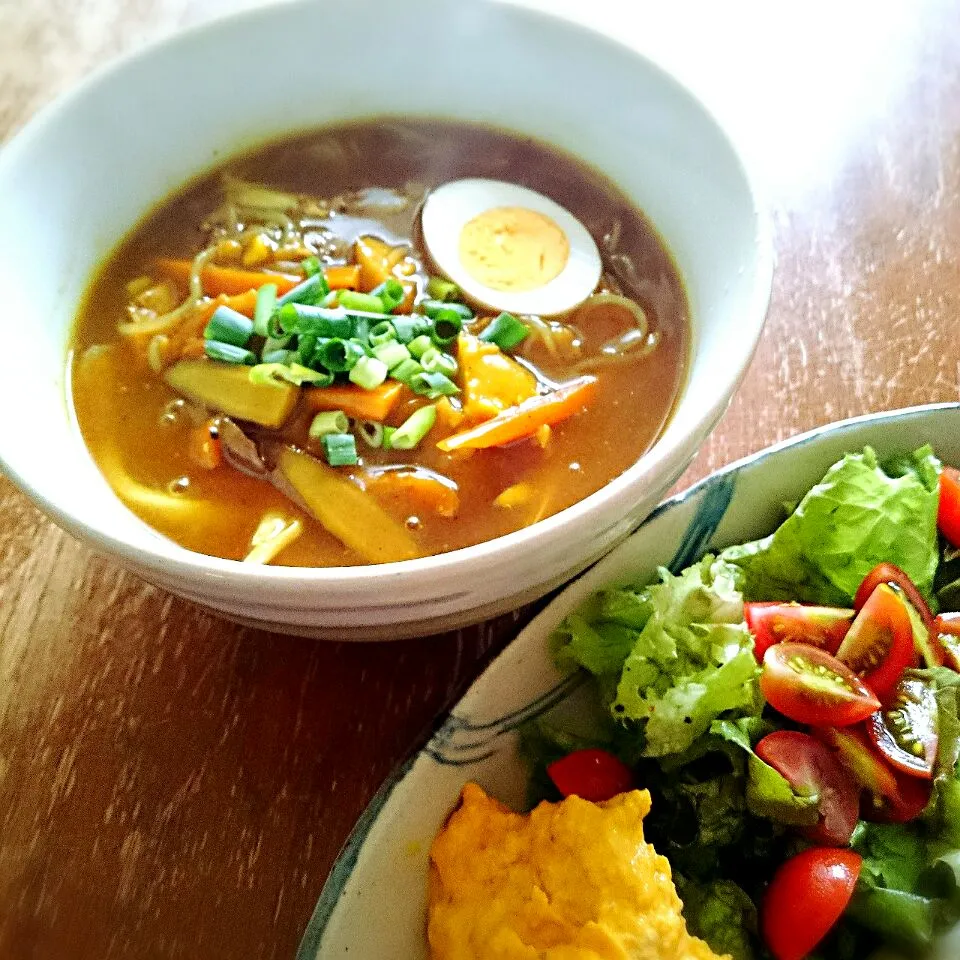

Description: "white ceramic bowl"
301 402 960 958
0 0 771 640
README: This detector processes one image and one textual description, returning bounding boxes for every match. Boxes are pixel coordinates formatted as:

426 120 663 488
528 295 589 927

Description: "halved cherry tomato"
755 731 859 845
762 848 862 960
865 675 938 779
854 563 943 667
936 613 960 671
746 603 853 660
862 766 933 823
761 643 881 727
816 726 932 822
939 467 960 547
814 725 900 800
546 749 633 802
836 583 915 699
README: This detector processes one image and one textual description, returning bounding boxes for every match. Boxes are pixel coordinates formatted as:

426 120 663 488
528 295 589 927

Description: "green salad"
524 446 960 960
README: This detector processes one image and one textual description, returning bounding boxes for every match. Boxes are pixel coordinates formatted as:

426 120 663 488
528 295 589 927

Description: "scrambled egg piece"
427 783 727 960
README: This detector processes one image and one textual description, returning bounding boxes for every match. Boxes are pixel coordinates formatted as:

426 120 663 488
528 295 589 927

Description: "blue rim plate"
299 402 960 960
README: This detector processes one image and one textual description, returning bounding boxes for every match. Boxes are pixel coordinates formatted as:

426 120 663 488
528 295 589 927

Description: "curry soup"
71 120 689 567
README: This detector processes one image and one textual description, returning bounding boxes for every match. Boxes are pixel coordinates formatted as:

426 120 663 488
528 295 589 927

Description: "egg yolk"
458 206 570 292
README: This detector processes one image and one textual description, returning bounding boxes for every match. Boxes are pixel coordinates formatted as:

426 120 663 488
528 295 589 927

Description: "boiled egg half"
420 179 602 317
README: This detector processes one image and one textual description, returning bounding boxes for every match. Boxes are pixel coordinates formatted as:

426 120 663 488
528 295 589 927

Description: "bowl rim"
296 399 960 958
0 0 773 588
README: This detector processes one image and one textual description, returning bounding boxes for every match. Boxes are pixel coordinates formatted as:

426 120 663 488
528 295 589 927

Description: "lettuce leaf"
712 718 820 826
722 446 941 606
555 555 760 758
675 877 758 960
608 557 759 756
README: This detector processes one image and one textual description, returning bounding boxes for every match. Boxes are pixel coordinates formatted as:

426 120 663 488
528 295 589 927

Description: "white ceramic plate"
299 403 960 960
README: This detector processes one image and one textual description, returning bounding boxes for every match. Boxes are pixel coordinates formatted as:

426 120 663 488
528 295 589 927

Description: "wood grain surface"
1 1 959 957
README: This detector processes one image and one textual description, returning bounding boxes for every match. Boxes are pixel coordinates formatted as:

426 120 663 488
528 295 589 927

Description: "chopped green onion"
321 432 359 467
205 340 256 365
357 421 384 448
319 290 339 308
372 340 411 370
297 334 318 366
249 362 333 387
348 355 389 390
420 347 458 377
426 276 461 302
429 310 463 346
261 348 295 365
391 358 424 384
290 364 334 387
338 290 386 314
422 299 473 321
318 338 365 372
352 317 372 345
302 256 323 277
369 320 397 346
279 303 355 338
204 305 254 347
389 405 437 450
391 315 430 343
408 334 434 360
277 272 329 307
309 409 350 438
409 371 459 398
382 426 396 450
479 311 529 350
252 283 278 338
372 278 406 313
262 333 291 354
267 309 286 339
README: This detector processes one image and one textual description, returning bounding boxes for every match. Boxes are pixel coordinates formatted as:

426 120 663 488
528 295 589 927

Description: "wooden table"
1 1 958 956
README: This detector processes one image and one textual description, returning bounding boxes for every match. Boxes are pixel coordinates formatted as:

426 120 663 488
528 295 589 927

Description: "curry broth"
71 120 688 566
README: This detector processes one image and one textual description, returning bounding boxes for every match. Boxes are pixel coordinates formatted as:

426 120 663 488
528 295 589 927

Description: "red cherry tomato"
939 467 960 547
815 725 900 798
835 583 916 699
546 749 634 802
816 726 931 823
762 848 862 960
854 563 943 667
746 603 854 661
862 766 933 823
755 730 859 845
761 643 881 727
936 613 960 671
865 675 938 779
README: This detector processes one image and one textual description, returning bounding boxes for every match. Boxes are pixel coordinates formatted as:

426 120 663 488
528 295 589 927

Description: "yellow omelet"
427 783 728 960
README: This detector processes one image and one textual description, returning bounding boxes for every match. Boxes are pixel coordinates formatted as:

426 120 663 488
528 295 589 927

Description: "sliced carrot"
187 420 223 470
366 469 460 518
395 279 417 314
194 289 259 324
437 376 598 452
157 259 301 296
324 264 361 290
172 289 260 357
302 381 405 422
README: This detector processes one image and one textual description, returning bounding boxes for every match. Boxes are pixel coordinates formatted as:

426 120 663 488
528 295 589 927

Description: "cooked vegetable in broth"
70 120 689 566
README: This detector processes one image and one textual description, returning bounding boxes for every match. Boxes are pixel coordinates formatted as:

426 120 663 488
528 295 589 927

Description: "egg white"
420 179 602 317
